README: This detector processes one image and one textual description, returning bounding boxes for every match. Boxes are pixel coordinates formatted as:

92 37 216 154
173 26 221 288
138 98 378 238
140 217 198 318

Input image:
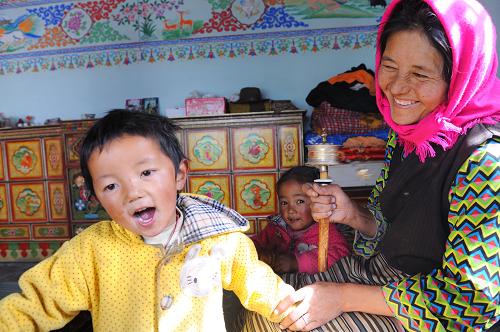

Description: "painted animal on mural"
0 0 385 73
0 14 44 52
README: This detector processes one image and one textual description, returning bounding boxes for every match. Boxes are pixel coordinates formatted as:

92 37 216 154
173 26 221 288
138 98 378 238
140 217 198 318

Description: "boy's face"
88 135 187 238
278 180 314 231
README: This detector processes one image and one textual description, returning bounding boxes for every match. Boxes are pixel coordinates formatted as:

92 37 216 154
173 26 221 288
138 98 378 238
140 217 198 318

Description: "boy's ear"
175 159 188 191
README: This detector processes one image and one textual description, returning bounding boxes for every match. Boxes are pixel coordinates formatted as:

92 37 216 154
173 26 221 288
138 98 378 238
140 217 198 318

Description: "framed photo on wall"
125 98 143 111
143 97 159 115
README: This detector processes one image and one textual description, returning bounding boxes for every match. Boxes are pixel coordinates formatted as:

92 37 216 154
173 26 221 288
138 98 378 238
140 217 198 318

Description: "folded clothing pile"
311 102 388 135
305 64 389 162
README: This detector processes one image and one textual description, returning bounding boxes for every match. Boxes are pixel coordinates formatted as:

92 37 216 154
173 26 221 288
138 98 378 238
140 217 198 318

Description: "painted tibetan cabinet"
0 110 305 262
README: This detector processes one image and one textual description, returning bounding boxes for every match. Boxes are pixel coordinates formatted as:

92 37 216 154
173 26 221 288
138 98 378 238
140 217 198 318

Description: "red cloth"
251 216 350 274
337 146 386 162
312 102 388 135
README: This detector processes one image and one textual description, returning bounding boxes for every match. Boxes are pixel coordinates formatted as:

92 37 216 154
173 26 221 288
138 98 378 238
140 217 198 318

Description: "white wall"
0 0 498 125
0 46 374 123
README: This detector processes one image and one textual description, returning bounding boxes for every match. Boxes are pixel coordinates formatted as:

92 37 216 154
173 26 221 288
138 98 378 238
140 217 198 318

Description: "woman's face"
378 29 449 125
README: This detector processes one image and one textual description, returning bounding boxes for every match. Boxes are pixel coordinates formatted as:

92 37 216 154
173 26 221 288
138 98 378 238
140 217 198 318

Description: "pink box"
185 97 226 116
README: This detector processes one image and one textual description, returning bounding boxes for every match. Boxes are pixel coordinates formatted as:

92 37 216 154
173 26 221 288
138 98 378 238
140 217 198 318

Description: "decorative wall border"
0 25 377 75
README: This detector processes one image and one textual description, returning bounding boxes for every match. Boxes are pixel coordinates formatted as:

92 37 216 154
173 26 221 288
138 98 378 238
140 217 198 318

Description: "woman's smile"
378 29 448 125
393 98 418 107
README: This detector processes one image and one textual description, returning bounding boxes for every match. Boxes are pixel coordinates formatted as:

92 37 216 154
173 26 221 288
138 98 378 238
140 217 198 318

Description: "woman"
243 0 499 331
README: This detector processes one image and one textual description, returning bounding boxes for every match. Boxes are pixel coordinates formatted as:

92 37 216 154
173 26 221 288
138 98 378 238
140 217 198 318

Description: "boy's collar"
142 207 183 247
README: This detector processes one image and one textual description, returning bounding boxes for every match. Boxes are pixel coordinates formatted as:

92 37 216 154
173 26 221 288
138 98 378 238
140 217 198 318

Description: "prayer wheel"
305 131 340 272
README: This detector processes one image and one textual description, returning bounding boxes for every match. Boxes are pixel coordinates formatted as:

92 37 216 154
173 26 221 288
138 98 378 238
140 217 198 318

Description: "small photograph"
143 97 159 115
125 98 143 111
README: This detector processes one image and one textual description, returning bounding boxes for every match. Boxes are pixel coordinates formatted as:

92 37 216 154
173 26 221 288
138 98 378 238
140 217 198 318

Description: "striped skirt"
240 254 407 332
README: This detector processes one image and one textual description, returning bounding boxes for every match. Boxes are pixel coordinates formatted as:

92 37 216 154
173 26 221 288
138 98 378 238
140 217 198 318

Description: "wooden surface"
317 168 330 272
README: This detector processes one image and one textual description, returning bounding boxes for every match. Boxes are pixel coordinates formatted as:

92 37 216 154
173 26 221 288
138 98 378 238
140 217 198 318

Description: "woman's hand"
302 183 357 226
275 282 346 331
275 283 395 331
302 183 377 237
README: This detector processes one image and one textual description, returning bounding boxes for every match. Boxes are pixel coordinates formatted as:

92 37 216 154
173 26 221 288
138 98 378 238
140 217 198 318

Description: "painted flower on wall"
193 135 223 166
197 181 225 202
231 0 266 25
12 146 37 174
16 189 41 216
239 133 269 164
61 8 93 40
241 179 270 209
114 0 185 38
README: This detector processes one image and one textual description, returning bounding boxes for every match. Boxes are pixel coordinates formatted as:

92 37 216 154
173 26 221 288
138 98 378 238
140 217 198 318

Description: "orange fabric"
327 70 375 95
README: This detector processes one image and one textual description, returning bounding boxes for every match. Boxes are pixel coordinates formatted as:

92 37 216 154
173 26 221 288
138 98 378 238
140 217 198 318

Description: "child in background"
0 110 294 332
252 166 350 274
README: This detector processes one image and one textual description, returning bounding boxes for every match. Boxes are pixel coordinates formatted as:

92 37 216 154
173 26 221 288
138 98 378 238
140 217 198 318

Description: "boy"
0 110 293 331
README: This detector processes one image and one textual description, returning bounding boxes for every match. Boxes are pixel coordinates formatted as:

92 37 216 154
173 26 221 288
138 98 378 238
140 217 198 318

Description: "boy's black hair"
79 109 186 197
379 0 452 84
277 166 319 192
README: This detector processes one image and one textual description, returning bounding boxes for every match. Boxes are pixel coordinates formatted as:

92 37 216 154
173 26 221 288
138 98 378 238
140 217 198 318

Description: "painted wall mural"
0 0 388 74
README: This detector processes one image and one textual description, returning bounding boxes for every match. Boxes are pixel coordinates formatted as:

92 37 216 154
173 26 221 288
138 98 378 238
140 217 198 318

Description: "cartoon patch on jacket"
296 242 317 254
180 243 225 297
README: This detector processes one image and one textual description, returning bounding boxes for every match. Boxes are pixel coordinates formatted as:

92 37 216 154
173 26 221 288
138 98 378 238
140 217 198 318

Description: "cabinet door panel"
48 181 69 221
10 182 47 222
187 129 229 172
0 225 29 240
45 138 65 178
0 184 8 222
0 144 4 180
232 127 276 170
278 125 301 169
67 168 109 222
6 140 43 180
188 175 231 208
234 173 276 216
33 224 69 240
65 134 84 164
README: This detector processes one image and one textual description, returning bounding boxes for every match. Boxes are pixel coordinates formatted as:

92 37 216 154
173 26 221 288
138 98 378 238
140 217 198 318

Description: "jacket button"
160 295 173 310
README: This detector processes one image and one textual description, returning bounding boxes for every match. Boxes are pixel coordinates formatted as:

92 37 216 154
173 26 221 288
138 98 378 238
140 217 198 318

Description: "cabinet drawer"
328 161 384 187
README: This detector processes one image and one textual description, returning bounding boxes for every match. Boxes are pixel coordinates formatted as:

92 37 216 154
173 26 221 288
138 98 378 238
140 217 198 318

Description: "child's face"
278 180 314 231
88 135 187 238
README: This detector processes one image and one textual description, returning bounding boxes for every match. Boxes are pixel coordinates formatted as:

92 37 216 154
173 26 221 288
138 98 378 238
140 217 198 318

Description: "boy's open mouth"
134 207 156 226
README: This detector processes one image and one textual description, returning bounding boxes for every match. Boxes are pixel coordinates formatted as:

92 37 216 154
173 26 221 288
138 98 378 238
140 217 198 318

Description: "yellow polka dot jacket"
0 194 294 332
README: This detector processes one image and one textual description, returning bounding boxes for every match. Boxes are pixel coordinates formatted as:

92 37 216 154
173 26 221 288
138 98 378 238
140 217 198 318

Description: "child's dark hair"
379 0 452 84
80 109 186 197
277 166 319 192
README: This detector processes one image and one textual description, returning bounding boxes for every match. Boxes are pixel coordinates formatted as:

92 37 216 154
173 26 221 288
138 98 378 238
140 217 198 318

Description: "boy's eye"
279 201 288 206
296 199 305 204
104 184 116 191
142 169 153 177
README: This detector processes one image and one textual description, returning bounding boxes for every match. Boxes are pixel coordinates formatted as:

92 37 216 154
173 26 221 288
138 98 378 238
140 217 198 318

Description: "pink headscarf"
375 0 500 162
